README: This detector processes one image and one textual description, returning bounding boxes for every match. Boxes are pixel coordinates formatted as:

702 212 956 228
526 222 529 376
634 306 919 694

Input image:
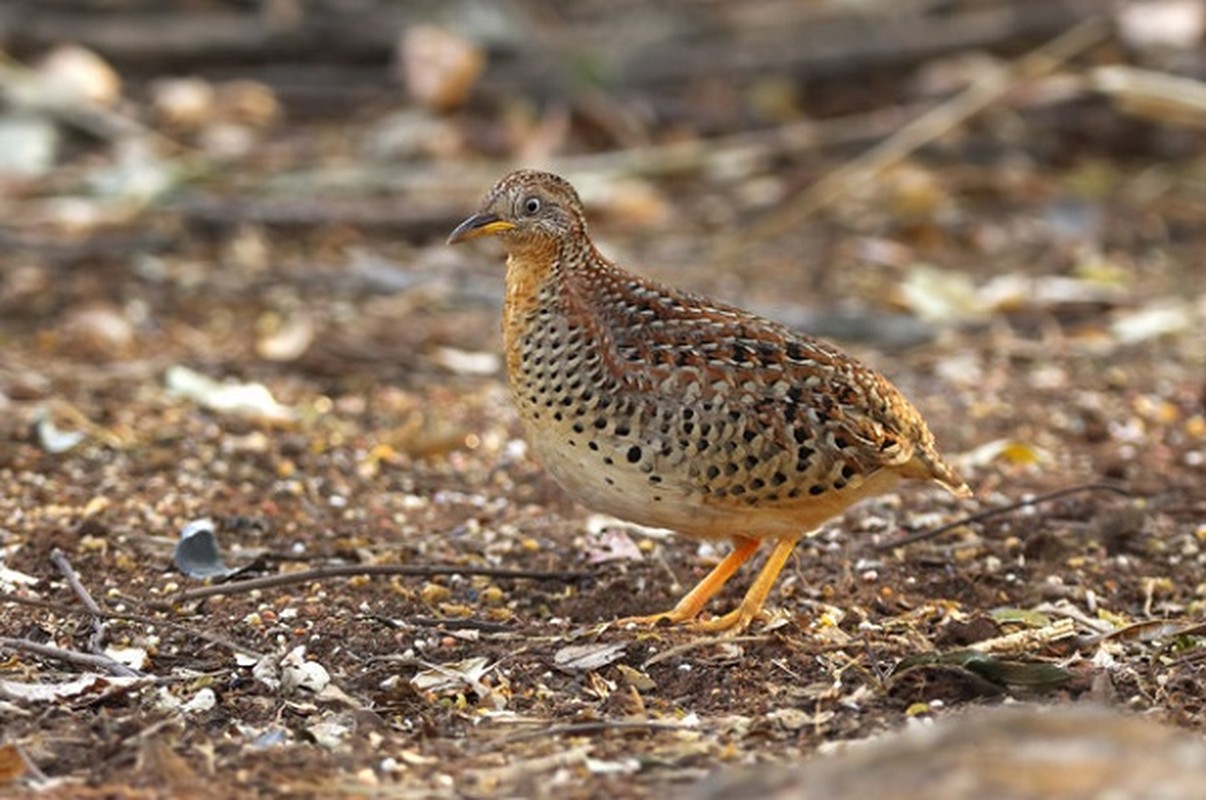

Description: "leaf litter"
1 3 1204 798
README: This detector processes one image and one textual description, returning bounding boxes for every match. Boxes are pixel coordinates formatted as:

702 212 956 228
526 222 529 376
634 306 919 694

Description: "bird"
448 169 970 633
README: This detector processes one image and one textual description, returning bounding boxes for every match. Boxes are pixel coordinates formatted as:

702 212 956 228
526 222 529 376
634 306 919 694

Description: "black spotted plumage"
449 169 971 633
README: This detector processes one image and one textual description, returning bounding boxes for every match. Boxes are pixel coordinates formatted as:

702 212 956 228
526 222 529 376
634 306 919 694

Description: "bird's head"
447 170 587 253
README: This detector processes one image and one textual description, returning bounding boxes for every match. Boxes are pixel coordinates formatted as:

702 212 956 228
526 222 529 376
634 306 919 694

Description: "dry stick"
15 745 51 784
365 612 515 634
156 563 586 606
738 16 1111 251
50 549 106 650
492 719 692 746
0 636 146 677
557 101 931 180
872 482 1133 552
49 548 143 678
49 549 103 615
404 616 515 633
643 634 770 668
2 593 265 659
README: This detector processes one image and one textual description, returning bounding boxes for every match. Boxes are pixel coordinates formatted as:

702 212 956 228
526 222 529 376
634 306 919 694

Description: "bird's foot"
616 608 697 628
617 605 767 635
689 605 765 634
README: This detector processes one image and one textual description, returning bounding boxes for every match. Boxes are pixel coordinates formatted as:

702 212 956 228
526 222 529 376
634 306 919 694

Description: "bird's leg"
693 536 798 634
620 536 761 626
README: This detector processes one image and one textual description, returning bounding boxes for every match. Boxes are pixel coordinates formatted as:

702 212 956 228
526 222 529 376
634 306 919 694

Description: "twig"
643 634 770 668
1034 601 1116 635
1091 65 1206 130
0 635 145 677
741 16 1111 247
2 593 265 659
16 745 50 784
3 3 1088 89
491 719 692 746
402 616 515 633
873 483 1134 552
50 548 106 652
50 549 104 616
50 548 142 678
154 563 587 606
365 613 515 633
556 102 931 180
966 617 1078 654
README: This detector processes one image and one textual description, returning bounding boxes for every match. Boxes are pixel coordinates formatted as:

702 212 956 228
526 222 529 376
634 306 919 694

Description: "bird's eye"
523 196 542 215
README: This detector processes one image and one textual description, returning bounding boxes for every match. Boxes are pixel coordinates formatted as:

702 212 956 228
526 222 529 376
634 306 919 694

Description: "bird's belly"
520 406 913 540
522 423 716 531
522 419 853 539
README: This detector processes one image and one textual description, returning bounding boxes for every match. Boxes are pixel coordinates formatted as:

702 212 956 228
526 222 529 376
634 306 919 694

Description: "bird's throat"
502 246 558 377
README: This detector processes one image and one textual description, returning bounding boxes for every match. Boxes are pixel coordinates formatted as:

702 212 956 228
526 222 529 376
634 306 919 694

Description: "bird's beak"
447 213 516 245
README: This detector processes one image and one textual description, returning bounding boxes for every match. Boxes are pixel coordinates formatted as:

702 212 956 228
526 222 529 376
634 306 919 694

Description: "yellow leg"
620 536 761 626
693 537 798 634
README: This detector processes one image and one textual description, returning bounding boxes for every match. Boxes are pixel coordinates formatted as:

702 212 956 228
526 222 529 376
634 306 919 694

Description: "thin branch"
50 549 104 616
50 549 106 651
643 634 771 668
0 636 145 677
383 615 516 634
154 562 587 606
741 16 1111 247
490 719 693 746
50 548 142 678
555 102 931 180
1 593 265 659
16 744 51 784
873 482 1134 552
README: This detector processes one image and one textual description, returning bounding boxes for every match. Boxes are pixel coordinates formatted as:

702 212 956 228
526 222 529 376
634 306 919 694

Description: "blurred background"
1 1 1203 373
1 1 1204 797
2 0 1201 479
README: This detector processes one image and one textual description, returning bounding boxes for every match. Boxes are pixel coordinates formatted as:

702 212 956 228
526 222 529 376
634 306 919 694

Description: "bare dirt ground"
1 2 1204 798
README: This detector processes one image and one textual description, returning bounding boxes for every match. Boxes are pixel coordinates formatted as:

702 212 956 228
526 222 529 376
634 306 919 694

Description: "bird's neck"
502 239 558 330
501 237 616 374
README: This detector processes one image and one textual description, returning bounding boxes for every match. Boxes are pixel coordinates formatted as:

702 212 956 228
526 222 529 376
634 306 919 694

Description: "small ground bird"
449 170 971 632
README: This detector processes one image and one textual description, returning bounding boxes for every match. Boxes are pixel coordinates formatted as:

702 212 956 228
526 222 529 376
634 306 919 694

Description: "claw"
618 537 798 635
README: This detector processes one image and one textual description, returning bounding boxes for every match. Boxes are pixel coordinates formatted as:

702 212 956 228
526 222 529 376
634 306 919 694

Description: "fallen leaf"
37 44 122 107
307 714 355 749
1116 0 1205 50
0 565 39 589
410 656 494 695
280 646 331 694
897 264 987 324
0 674 143 703
431 347 501 376
554 642 627 672
990 608 1053 628
36 412 86 454
166 365 296 422
583 527 644 564
173 518 238 579
965 438 1048 467
399 25 484 112
256 313 316 362
615 663 655 692
104 645 149 670
1111 302 1193 344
